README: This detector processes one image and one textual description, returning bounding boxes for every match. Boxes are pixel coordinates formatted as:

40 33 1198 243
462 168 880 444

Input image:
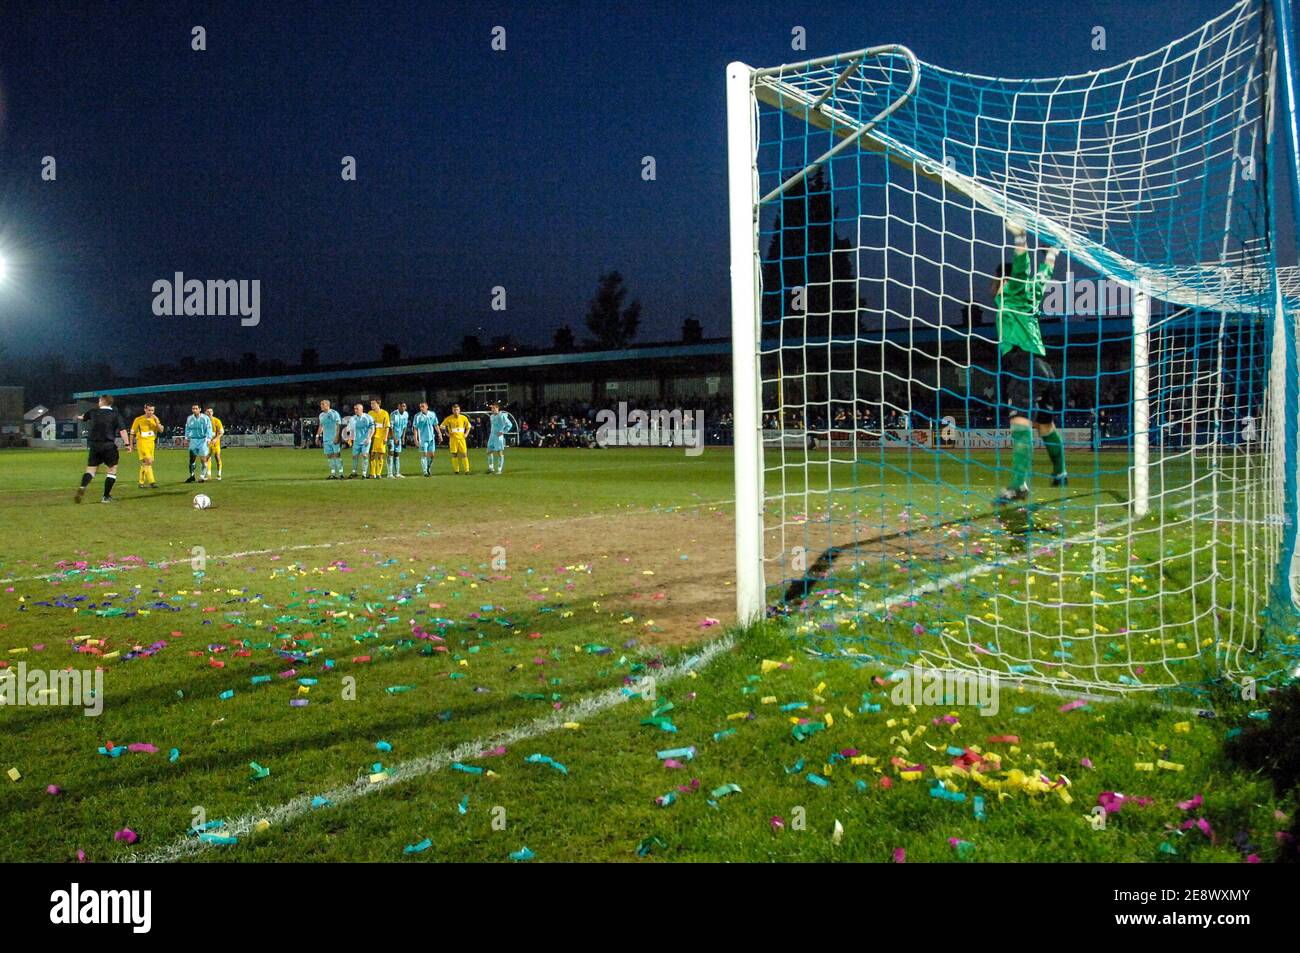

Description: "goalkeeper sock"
1010 422 1033 488
1041 427 1065 476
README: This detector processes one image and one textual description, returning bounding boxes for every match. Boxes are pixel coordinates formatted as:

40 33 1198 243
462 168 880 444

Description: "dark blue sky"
0 0 1267 372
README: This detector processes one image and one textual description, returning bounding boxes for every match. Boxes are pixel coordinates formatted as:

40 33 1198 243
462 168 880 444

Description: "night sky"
0 0 1269 374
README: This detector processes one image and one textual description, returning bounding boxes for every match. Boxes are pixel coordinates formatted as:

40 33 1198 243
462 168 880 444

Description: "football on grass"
193 493 212 510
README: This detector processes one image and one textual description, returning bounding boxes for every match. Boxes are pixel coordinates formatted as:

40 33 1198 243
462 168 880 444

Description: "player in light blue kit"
486 401 514 474
388 401 410 479
317 399 344 479
412 401 441 477
184 403 215 483
348 403 376 479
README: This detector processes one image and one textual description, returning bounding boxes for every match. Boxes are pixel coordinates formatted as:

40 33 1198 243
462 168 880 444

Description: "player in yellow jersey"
367 398 390 478
129 403 164 488
440 403 472 473
203 406 225 481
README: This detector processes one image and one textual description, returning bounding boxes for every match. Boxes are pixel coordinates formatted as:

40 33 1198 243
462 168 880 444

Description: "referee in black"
76 394 129 504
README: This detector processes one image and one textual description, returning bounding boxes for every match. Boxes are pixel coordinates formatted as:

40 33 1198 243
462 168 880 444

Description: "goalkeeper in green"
992 221 1065 503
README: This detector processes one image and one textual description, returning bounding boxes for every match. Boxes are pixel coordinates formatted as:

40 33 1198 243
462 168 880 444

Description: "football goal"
727 0 1300 693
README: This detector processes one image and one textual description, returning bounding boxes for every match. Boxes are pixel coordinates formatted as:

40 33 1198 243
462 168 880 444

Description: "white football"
193 493 212 510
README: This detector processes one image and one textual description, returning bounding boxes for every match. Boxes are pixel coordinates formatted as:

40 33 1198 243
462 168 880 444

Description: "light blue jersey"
185 414 214 441
319 409 342 453
185 413 214 456
351 412 375 453
413 410 439 452
487 411 514 452
389 409 409 445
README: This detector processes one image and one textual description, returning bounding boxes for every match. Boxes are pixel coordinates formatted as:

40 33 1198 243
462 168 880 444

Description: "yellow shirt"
208 416 224 447
440 414 470 437
130 415 162 444
370 408 390 437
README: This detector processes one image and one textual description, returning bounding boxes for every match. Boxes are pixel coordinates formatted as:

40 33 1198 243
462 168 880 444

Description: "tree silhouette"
552 325 576 351
585 271 641 348
760 167 860 342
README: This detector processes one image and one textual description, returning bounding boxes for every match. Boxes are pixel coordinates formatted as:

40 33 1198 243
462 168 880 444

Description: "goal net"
727 0 1300 693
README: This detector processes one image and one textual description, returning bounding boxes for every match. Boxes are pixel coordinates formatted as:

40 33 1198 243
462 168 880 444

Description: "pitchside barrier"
165 433 296 448
771 428 1098 451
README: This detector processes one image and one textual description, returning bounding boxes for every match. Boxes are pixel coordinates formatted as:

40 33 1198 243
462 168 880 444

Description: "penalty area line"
0 496 737 585
836 511 1211 706
120 633 736 863
860 513 1136 615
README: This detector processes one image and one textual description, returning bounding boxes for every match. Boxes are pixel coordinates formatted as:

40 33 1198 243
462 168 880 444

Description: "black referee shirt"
83 407 126 444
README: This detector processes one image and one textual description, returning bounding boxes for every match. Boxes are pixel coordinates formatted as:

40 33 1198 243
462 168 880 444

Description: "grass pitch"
0 445 1291 862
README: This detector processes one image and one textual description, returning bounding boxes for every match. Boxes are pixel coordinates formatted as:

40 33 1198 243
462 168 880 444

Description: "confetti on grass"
524 753 568 776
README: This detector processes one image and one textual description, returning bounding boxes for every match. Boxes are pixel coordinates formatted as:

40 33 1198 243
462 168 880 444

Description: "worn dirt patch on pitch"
235 505 739 648
436 507 737 647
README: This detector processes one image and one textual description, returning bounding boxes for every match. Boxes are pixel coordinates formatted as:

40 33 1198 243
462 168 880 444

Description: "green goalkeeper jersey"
995 249 1052 357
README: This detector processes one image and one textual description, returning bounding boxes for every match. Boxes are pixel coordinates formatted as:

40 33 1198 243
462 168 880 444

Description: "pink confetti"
1180 817 1215 841
892 848 906 863
114 828 138 845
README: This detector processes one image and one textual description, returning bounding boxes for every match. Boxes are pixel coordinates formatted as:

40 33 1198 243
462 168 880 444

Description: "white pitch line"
0 533 425 585
850 511 1210 704
121 633 735 863
864 513 1136 614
